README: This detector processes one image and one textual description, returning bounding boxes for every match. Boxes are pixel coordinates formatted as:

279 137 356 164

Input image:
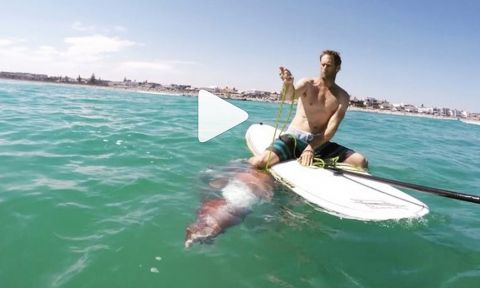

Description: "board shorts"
266 126 354 162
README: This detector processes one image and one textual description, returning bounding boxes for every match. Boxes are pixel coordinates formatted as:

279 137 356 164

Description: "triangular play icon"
198 90 249 142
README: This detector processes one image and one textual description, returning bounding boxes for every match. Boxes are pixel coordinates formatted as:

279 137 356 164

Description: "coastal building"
418 106 434 114
392 103 404 112
379 100 393 110
469 112 480 120
404 104 418 113
365 97 380 109
241 90 272 100
449 109 467 118
442 108 451 117
169 84 191 90
350 97 366 107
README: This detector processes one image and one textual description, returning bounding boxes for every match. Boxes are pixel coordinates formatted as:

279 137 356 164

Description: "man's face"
320 55 339 79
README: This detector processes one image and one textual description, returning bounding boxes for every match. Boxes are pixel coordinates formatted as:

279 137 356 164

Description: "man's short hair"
320 50 342 67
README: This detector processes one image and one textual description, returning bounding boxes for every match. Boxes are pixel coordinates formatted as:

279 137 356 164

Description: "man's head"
320 50 342 79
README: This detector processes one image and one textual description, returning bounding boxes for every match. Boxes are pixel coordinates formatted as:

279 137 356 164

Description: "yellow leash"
264 83 296 170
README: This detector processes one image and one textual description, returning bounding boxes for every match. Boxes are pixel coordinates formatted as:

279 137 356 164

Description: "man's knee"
344 152 368 169
359 156 368 169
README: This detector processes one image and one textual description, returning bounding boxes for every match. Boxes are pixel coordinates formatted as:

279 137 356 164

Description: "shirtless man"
249 50 368 169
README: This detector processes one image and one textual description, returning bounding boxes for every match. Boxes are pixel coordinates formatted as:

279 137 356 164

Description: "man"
249 50 368 169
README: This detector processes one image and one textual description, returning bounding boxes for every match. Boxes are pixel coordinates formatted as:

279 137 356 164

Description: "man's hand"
279 66 294 86
298 146 315 166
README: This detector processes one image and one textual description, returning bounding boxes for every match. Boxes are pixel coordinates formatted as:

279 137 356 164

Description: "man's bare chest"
302 88 339 114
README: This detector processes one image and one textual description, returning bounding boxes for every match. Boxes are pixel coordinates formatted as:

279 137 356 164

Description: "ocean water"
0 79 479 288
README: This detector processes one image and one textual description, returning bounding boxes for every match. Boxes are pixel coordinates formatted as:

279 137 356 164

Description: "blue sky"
1 0 479 111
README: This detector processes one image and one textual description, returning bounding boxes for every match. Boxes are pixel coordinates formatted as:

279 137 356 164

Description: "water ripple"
51 254 89 288
1 80 479 288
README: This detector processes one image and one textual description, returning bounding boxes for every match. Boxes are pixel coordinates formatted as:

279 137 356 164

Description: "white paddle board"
246 123 429 221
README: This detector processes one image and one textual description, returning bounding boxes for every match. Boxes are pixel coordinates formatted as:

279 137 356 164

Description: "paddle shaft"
326 167 480 204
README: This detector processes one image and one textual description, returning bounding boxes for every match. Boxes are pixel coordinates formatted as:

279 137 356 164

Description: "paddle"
326 167 480 204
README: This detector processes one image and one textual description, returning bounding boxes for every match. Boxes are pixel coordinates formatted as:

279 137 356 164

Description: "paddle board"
245 123 429 221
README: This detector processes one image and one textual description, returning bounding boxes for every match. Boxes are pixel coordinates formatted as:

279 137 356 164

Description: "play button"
198 90 249 142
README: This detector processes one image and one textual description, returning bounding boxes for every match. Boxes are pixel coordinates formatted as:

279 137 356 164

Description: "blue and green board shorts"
266 134 354 162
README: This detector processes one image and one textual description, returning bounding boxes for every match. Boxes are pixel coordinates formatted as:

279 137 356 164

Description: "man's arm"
311 102 348 148
278 66 308 101
283 78 308 101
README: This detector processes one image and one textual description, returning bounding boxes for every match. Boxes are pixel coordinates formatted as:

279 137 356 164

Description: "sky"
0 0 479 111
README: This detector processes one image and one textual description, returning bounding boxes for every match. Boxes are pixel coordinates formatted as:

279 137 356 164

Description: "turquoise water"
1 80 479 288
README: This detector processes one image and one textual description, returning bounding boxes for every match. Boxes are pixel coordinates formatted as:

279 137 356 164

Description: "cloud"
1 35 136 64
0 37 26 47
0 39 14 46
72 21 96 32
0 34 138 77
119 59 201 70
72 22 127 33
63 34 137 62
120 61 174 71
0 34 198 84
167 60 200 65
28 45 60 61
118 60 200 75
0 38 29 59
112 25 127 33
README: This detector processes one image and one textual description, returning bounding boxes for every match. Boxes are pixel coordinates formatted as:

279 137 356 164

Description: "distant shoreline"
65 82 473 122
346 107 459 121
89 88 480 123
1 77 478 123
